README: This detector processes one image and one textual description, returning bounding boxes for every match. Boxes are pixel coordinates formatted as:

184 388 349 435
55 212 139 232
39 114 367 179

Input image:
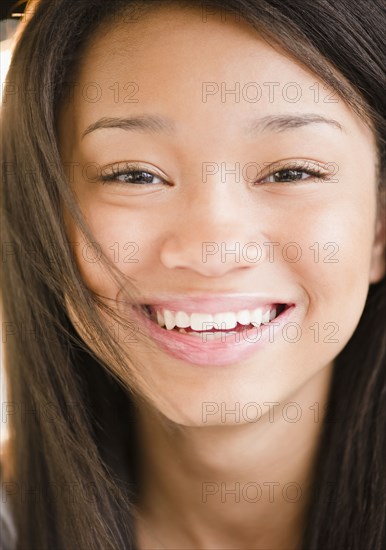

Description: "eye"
258 162 329 184
100 163 166 186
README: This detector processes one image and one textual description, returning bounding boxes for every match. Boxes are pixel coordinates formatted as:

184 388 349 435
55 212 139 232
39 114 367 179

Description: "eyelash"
259 164 329 184
100 162 330 186
101 163 165 186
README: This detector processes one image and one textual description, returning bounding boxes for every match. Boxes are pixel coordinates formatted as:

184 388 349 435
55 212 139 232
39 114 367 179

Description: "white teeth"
237 309 250 325
156 310 165 327
175 311 191 328
213 312 237 329
250 308 262 327
262 310 271 324
190 313 214 331
164 310 176 330
149 305 282 331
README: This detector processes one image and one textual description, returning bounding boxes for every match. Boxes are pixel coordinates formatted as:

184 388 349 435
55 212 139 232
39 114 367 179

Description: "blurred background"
1 1 29 100
1 0 27 20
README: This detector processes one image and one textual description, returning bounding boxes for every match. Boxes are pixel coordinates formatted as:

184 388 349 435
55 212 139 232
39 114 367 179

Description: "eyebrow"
246 113 344 134
81 112 344 139
81 114 175 139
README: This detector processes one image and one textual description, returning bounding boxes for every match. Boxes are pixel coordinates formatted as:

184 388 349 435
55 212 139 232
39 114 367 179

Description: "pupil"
126 171 153 183
276 169 302 182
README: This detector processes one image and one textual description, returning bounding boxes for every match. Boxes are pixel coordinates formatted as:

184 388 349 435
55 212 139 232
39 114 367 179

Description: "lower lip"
129 304 296 367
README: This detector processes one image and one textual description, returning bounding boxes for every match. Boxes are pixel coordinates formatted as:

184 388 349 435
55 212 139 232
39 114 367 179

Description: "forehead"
59 4 372 154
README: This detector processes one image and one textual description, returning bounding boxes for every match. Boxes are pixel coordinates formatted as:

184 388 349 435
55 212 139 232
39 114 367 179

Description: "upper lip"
133 293 294 314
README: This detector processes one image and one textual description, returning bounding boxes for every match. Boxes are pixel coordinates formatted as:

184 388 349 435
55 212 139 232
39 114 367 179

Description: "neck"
133 361 334 549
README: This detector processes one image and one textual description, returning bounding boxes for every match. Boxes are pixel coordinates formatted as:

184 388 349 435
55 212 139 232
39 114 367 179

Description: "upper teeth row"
154 307 278 331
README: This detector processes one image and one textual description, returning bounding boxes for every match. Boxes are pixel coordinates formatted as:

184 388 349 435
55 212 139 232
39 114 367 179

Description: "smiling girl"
1 0 385 549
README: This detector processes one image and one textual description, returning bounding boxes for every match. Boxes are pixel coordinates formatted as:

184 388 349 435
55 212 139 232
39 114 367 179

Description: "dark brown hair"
1 0 385 548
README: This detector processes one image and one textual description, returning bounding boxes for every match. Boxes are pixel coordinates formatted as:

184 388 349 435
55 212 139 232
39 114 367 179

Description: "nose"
159 184 269 277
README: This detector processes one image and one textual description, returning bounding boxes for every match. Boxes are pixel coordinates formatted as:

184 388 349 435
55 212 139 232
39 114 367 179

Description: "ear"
369 190 386 284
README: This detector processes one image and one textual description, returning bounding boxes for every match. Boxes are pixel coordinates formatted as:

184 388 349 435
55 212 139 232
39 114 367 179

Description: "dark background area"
1 0 26 21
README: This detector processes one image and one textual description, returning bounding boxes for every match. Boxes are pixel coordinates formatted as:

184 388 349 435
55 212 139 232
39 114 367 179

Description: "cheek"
286 193 375 338
66 199 165 296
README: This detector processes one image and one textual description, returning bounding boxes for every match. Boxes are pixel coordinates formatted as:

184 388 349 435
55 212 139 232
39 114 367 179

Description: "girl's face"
59 6 385 425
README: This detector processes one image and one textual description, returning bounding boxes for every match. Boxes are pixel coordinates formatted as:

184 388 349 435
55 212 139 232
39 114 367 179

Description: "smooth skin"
58 5 386 549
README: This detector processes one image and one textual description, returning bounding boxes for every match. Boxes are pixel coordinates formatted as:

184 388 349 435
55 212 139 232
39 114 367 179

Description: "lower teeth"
177 328 239 335
176 329 240 339
175 324 262 335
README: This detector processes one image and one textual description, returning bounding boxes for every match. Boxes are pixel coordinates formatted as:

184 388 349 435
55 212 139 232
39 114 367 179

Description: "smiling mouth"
138 303 289 335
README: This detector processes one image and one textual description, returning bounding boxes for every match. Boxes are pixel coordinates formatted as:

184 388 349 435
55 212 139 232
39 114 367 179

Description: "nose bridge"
191 176 237 227
182 163 248 242
159 169 269 276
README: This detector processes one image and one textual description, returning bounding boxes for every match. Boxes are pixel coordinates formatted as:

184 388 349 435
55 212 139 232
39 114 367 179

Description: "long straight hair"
1 1 385 548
